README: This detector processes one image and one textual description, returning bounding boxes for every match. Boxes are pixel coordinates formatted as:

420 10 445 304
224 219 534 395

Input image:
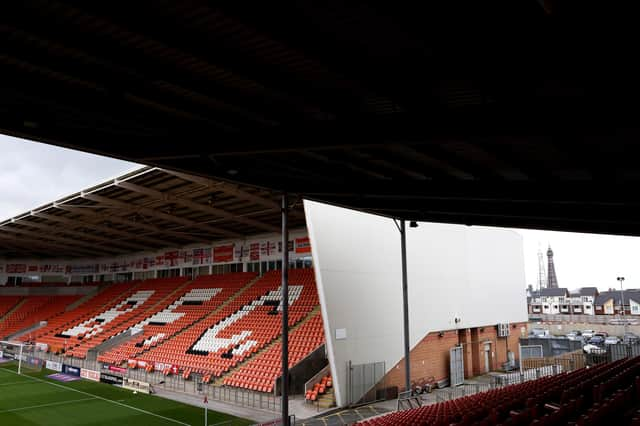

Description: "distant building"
569 287 597 315
528 287 598 315
528 287 569 314
595 290 640 315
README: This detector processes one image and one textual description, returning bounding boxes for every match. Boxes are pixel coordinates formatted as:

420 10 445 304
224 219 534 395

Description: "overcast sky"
0 134 638 291
0 134 139 220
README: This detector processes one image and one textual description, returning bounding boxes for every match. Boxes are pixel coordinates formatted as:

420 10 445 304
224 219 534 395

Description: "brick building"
383 322 526 390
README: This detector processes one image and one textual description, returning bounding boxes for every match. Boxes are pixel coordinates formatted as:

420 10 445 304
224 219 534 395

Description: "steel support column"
399 219 411 392
281 193 290 426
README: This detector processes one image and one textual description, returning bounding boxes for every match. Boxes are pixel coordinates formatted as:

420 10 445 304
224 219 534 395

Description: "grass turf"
0 362 253 426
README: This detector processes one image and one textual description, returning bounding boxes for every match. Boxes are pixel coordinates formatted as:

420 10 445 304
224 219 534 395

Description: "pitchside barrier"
126 367 283 412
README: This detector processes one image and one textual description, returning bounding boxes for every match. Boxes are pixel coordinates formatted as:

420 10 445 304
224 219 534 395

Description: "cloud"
0 134 140 220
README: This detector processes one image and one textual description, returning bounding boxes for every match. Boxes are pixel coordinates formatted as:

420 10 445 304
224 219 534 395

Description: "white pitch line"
0 397 96 413
2 369 190 425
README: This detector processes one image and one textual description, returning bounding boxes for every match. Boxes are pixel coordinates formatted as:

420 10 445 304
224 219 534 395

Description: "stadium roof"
2 2 640 236
0 167 305 259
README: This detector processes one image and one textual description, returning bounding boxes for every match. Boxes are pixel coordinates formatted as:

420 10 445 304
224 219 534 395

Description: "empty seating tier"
0 296 22 321
66 277 189 359
27 281 142 350
136 269 319 380
358 355 640 426
223 312 324 392
97 272 257 365
0 295 81 339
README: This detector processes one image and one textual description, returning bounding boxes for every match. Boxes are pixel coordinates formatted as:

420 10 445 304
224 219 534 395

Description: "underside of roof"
1 2 640 235
0 167 305 259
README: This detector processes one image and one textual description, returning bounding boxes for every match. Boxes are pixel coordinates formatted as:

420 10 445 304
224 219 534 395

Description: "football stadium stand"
4 269 324 395
357 356 640 425
136 268 318 380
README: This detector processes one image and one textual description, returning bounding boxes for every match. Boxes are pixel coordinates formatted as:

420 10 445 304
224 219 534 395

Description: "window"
157 268 179 278
585 305 591 310
553 305 558 309
558 297 565 303
632 305 639 313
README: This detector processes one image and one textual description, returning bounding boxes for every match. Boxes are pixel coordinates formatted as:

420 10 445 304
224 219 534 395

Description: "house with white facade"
529 288 569 314
569 287 597 315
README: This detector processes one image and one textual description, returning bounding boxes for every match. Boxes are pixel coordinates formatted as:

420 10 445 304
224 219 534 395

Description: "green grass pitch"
0 363 253 426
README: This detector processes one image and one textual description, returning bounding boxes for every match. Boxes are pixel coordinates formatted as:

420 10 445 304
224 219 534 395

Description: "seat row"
358 356 640 426
98 272 256 365
137 269 319 381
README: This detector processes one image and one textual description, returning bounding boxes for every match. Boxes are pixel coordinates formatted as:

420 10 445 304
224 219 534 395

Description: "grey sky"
519 229 639 292
0 135 637 292
0 134 139 221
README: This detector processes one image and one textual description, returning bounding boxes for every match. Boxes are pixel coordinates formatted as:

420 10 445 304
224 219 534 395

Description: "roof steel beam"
161 169 280 210
81 193 243 238
0 232 107 258
54 205 207 245
0 226 122 257
19 219 150 253
32 211 175 249
114 180 279 232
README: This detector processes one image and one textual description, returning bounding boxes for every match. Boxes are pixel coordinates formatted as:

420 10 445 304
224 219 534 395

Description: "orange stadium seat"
136 269 320 385
0 295 82 339
97 272 257 365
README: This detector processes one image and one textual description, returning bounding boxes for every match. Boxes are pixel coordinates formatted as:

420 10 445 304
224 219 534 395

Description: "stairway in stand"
317 387 336 409
212 304 322 386
0 299 25 325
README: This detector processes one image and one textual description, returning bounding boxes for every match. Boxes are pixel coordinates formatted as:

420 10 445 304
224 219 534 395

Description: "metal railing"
21 351 283 412
126 368 283 412
436 383 495 402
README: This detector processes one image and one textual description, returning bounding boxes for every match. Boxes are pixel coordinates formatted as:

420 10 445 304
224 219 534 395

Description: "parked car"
624 332 640 344
594 331 608 338
529 328 550 338
604 336 621 345
583 343 606 354
588 335 605 346
582 329 596 339
566 332 583 341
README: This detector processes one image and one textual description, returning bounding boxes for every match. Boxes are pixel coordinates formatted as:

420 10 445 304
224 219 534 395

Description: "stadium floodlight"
0 340 36 375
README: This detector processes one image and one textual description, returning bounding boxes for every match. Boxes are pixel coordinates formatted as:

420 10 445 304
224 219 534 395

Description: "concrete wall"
304 201 528 407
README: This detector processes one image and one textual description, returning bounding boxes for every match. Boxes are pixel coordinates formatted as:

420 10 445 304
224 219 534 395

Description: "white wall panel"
304 200 527 407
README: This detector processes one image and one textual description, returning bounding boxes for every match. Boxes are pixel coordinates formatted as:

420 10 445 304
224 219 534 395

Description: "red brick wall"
382 323 527 392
